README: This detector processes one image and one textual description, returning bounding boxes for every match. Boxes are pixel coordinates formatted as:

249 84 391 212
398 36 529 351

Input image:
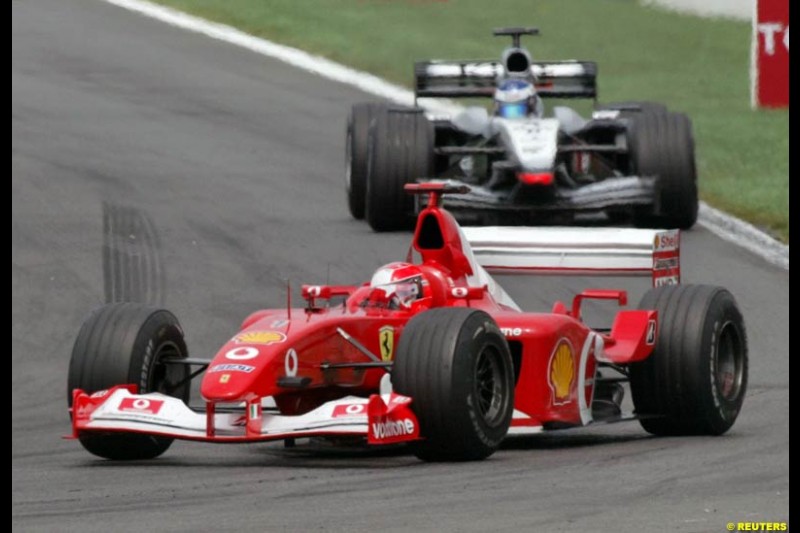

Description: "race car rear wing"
461 226 680 287
414 60 597 100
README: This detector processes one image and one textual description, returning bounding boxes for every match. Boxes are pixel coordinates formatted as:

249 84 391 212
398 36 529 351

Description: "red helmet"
369 262 425 310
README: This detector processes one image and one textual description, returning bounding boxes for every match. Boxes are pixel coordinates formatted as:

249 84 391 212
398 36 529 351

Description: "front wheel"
346 103 387 220
68 303 190 459
630 285 748 435
627 111 698 229
392 308 515 461
365 108 433 232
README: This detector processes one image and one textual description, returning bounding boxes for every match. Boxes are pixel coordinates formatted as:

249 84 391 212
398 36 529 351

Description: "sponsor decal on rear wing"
462 226 680 287
414 60 597 99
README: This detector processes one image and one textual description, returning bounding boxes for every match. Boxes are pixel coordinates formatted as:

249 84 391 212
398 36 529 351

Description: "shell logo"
233 331 286 345
548 339 575 405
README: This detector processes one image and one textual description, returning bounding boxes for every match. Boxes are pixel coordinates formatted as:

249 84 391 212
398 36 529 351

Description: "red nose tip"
517 172 554 186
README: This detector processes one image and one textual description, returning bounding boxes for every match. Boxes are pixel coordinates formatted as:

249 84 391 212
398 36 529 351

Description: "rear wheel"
346 103 387 220
392 308 514 461
627 111 698 229
630 285 748 435
365 108 433 232
68 303 190 460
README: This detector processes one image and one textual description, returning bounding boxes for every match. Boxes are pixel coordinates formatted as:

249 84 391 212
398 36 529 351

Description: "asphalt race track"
12 1 789 531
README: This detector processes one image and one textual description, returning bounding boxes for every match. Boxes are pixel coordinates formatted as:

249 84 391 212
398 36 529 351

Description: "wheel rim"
149 341 188 399
715 321 745 402
473 345 509 428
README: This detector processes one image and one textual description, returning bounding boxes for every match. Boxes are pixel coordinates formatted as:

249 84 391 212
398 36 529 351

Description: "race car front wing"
430 176 657 213
69 386 421 445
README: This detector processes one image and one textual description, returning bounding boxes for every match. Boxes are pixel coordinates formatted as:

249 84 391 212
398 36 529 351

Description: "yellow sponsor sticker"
233 331 286 345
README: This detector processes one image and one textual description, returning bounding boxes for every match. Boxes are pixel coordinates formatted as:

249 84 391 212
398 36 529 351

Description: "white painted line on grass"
105 0 789 271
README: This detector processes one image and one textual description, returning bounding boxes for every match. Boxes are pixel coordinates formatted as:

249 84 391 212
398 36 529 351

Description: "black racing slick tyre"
627 111 699 229
67 303 190 460
630 285 748 436
346 103 388 220
392 308 515 461
365 108 434 232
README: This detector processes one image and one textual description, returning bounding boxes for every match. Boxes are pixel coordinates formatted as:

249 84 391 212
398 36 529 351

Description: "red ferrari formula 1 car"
68 184 747 462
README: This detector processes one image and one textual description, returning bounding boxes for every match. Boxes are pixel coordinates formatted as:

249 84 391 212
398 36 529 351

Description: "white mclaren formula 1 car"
346 27 698 232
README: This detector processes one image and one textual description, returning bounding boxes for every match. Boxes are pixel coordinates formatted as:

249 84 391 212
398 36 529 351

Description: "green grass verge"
154 0 789 241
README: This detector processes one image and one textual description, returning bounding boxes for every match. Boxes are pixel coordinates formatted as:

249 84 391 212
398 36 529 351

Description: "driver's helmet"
494 78 537 119
369 262 425 310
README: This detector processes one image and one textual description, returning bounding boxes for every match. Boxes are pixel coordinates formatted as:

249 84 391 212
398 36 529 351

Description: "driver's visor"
373 278 421 308
498 102 528 119
391 281 420 306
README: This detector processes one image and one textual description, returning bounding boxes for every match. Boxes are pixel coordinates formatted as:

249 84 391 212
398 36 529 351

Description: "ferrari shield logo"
379 326 394 362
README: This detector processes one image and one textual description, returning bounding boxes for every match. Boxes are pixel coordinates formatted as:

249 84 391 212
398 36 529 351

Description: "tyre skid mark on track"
102 202 165 305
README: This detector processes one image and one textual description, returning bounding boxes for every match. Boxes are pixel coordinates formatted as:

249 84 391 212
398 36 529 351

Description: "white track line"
698 203 788 270
105 0 789 271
